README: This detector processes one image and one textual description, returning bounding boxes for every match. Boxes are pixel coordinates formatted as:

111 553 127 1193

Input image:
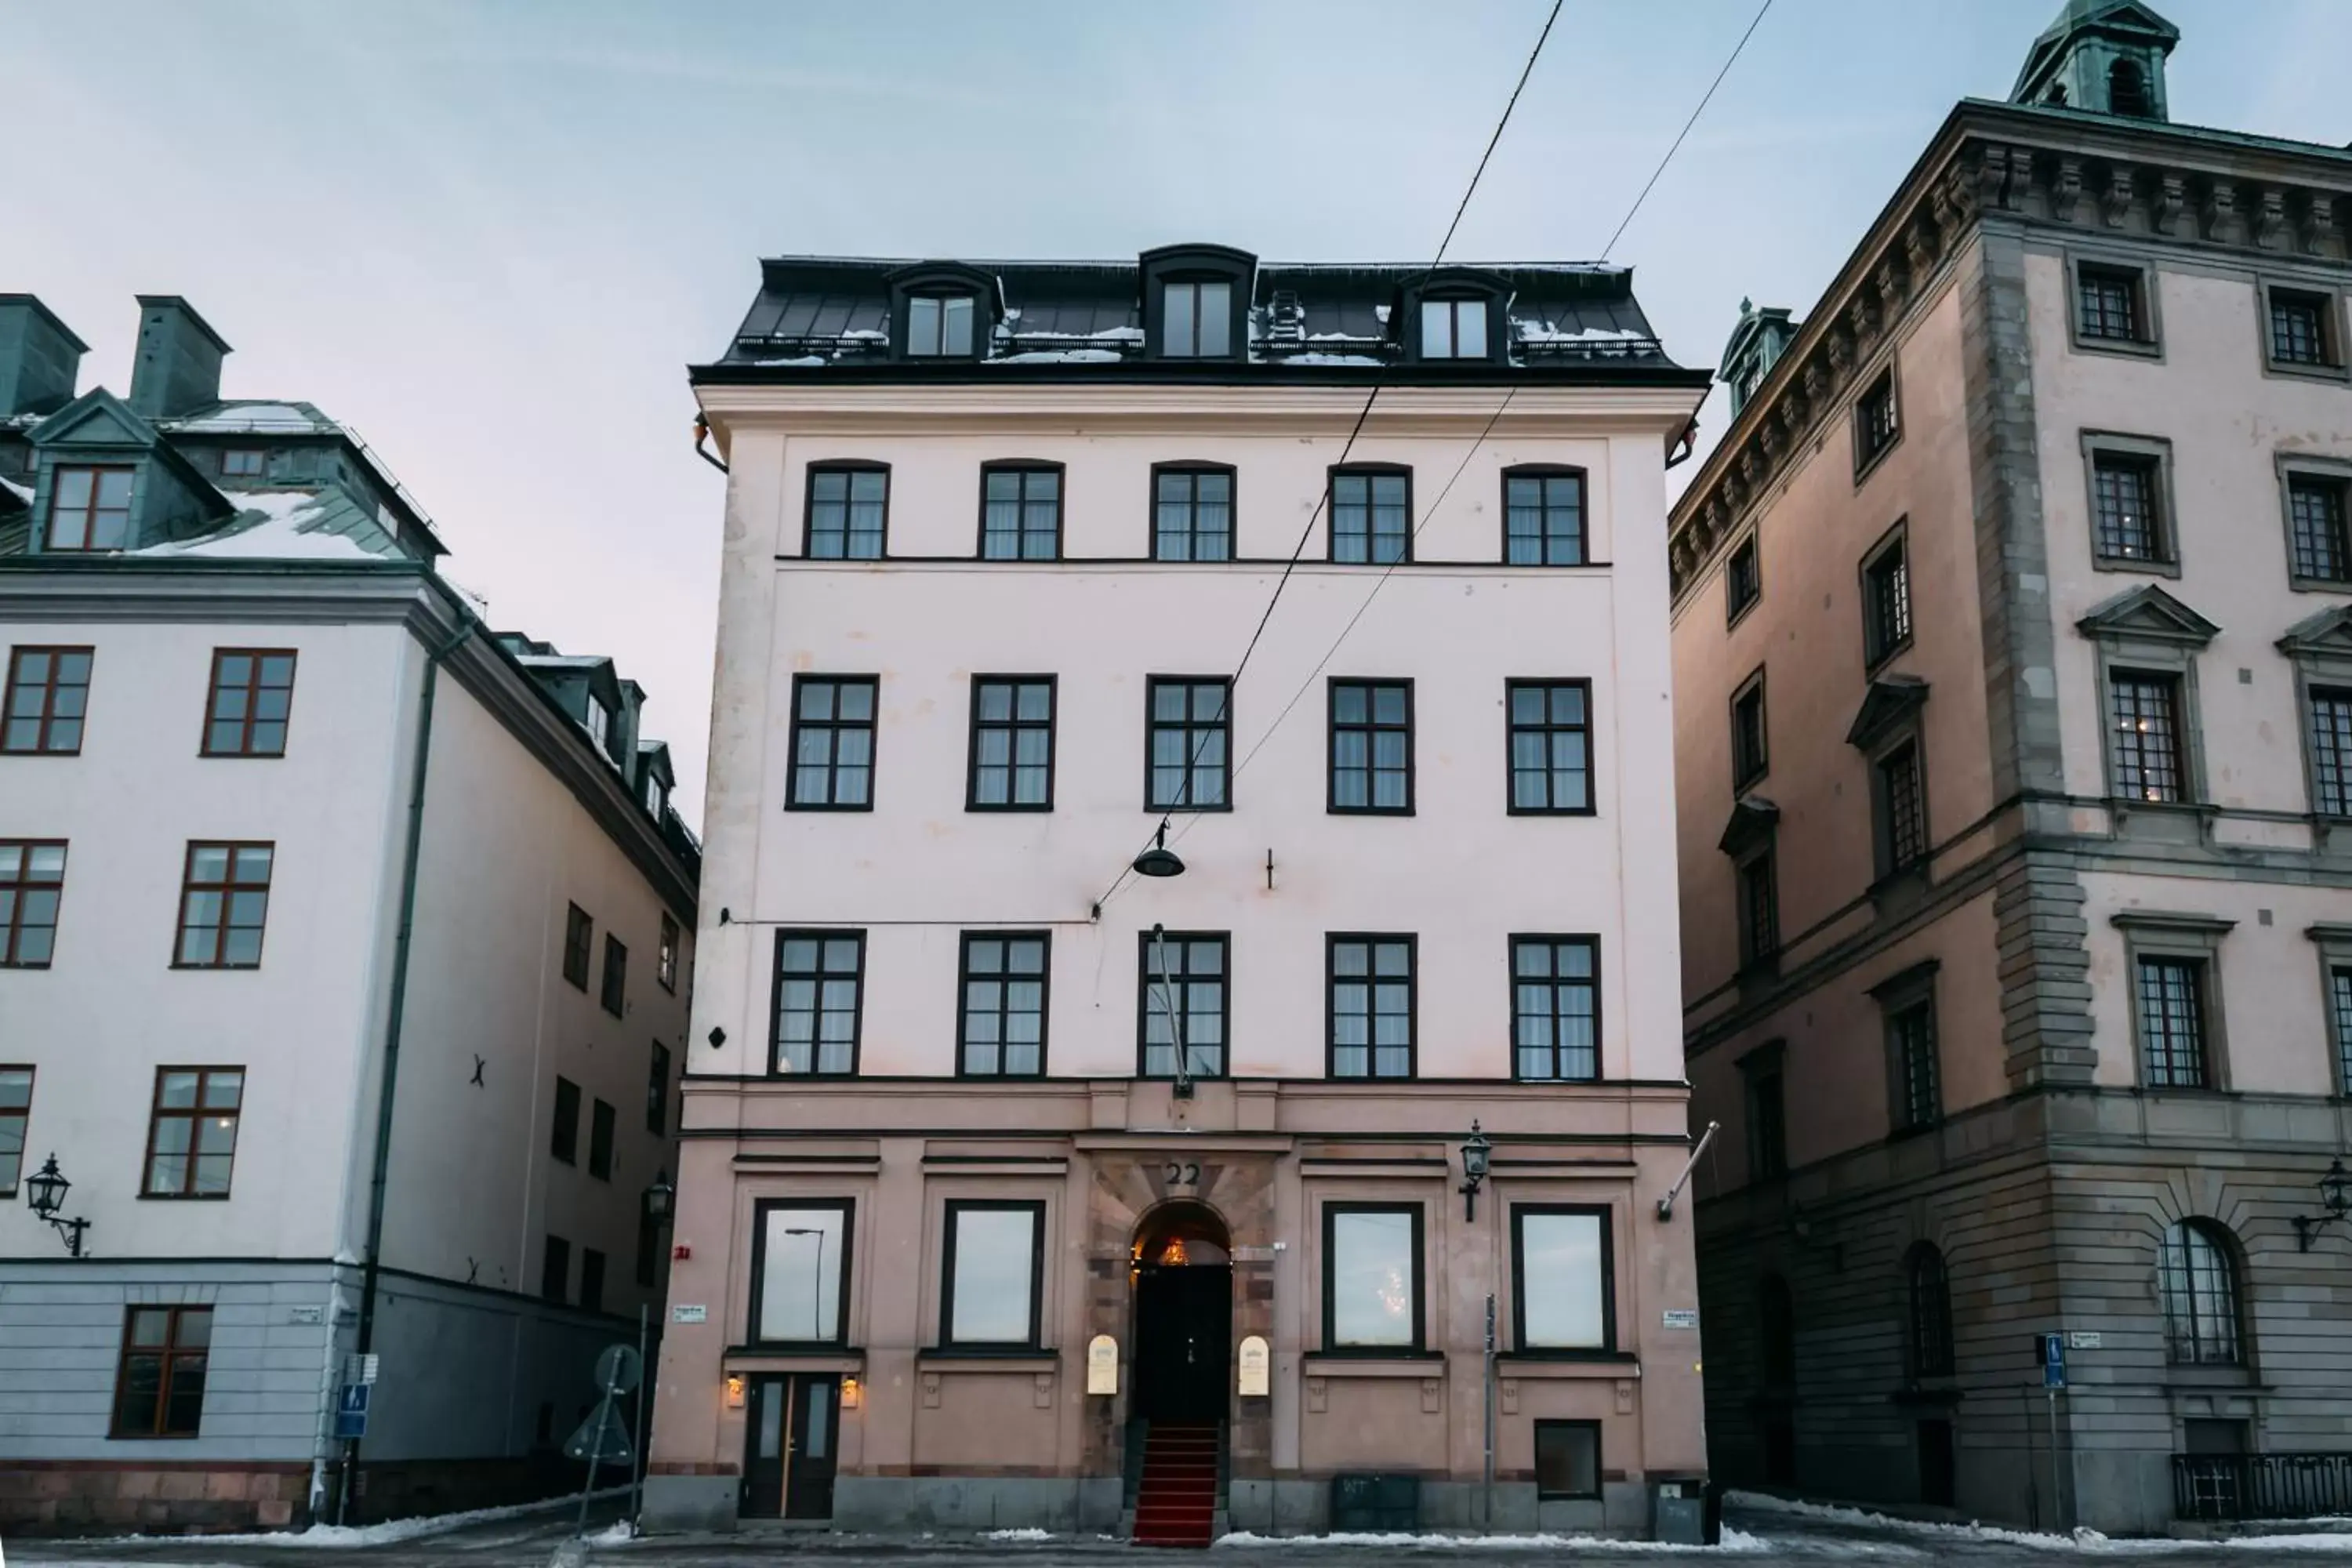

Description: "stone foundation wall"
0 1461 310 1535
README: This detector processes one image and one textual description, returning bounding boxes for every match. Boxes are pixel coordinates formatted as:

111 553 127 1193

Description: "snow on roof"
1 474 30 505
126 488 397 563
158 401 334 434
989 349 1126 365
1516 322 1652 343
516 652 615 671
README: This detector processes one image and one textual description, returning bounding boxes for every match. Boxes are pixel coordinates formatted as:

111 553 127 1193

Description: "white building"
0 295 699 1532
648 249 1711 1540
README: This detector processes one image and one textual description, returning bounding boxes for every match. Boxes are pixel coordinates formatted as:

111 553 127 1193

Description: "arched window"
2158 1219 2243 1366
2108 58 2153 118
1759 1272 1796 1387
1904 1243 1955 1378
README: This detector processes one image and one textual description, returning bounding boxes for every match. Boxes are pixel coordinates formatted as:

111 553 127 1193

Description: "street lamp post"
24 1154 92 1258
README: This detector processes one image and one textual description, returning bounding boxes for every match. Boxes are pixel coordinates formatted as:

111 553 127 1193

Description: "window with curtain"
981 466 1062 560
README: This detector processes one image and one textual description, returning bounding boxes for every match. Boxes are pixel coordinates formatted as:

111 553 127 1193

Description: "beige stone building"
643 248 1712 1539
1668 1 2352 1536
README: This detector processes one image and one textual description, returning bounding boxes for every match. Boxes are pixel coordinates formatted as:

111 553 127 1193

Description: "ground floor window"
111 1305 210 1438
1323 1203 1424 1350
1512 1207 1612 1351
1534 1420 1601 1499
753 1200 851 1345
941 1200 1044 1348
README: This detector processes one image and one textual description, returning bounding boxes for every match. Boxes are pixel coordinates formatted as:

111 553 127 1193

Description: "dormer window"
1421 297 1489 360
586 697 612 757
47 465 134 552
906 294 975 358
2108 58 2153 118
644 772 668 818
220 449 265 478
1163 281 1232 358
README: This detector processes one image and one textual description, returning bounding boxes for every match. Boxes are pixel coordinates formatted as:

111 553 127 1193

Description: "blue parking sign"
333 1381 371 1439
2038 1331 2067 1389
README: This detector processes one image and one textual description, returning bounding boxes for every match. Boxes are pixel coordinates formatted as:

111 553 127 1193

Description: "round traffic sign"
595 1343 642 1394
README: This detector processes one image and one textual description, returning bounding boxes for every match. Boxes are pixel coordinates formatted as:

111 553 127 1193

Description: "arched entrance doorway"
1131 1201 1232 1421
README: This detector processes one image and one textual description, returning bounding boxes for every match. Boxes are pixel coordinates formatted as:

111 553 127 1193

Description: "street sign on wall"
332 1382 371 1439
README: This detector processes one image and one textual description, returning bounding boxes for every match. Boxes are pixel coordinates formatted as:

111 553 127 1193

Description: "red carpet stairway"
1131 1421 1222 1548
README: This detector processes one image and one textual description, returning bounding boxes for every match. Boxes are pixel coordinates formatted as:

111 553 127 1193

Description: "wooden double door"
740 1374 839 1519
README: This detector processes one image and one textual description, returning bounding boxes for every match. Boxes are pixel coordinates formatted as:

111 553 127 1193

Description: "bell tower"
2010 0 2180 121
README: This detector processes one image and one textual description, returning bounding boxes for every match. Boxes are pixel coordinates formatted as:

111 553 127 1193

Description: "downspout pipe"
339 613 473 1520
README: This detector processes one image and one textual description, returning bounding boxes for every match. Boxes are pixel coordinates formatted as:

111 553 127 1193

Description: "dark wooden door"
1134 1265 1231 1421
786 1374 840 1519
740 1376 787 1518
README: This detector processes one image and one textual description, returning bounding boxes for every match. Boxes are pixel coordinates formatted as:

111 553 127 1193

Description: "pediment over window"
2278 604 2352 662
1846 675 1931 750
2074 583 2219 648
1718 794 1780 858
26 387 164 453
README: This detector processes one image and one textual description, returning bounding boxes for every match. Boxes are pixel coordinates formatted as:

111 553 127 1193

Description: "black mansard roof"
695 249 1704 387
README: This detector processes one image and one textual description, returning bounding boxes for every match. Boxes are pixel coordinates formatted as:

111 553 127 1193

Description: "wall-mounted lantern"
1458 1122 1492 1221
25 1154 92 1258
2292 1158 2352 1252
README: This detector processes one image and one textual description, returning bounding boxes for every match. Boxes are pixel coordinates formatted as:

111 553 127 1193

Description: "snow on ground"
982 1527 1058 1541
1727 1491 2352 1552
92 1486 630 1548
1214 1528 1769 1552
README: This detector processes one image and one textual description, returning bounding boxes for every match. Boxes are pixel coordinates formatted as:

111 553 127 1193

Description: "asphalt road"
9 1496 2349 1568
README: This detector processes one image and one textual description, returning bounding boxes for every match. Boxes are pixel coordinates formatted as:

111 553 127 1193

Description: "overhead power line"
1089 0 1566 917
1600 0 1776 260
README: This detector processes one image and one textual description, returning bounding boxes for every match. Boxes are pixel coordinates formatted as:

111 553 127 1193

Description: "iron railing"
2173 1453 2352 1522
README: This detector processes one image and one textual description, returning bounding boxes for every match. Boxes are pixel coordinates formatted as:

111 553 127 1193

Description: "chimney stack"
0 295 89 418
128 296 230 419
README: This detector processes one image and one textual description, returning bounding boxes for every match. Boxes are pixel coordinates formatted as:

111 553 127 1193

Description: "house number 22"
1164 1162 1200 1187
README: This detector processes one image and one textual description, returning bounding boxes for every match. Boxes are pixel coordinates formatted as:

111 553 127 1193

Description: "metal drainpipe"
338 615 473 1522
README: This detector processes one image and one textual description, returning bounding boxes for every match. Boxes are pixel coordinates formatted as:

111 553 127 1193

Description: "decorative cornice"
1668 99 2352 608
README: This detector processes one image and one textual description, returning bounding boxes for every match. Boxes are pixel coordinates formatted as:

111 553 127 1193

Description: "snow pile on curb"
1727 1490 2352 1553
982 1527 1057 1541
1214 1527 1769 1552
94 1486 631 1548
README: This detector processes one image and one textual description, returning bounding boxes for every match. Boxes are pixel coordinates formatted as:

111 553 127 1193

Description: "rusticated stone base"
0 1461 310 1536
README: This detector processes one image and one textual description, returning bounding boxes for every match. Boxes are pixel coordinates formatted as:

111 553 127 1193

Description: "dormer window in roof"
220 449 265 479
887 263 995 362
907 294 975 358
1402 270 1507 365
47 465 134 552
644 771 668 819
586 696 612 759
1421 298 1488 361
1138 245 1254 363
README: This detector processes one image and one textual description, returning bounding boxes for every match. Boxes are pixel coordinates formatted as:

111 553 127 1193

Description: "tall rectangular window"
2109 670 2186 803
2312 688 2352 818
2270 289 2336 368
0 1066 31 1196
0 840 66 967
1139 931 1227 1080
1153 466 1233 561
754 1200 851 1344
2138 955 2210 1088
1739 849 1780 967
906 294 974 358
658 913 679 993
201 650 296 757
1726 536 1760 623
1503 470 1585 565
601 935 627 1018
1330 680 1411 814
788 676 878 809
647 1041 672 1135
563 904 593 989
2332 967 2352 1092
960 932 1050 1077
142 1068 243 1197
1507 681 1592 814
551 1075 581 1163
942 1200 1044 1348
1323 1204 1423 1350
1163 281 1232 358
2092 452 2169 564
2288 475 2351 584
1878 740 1928 873
2077 263 2145 343
1731 671 1769 790
968 677 1056 810
772 931 863 1076
981 466 1062 560
1328 935 1414 1080
1512 1207 1612 1351
46 465 133 551
542 1235 570 1303
1744 1054 1787 1180
1889 999 1940 1130
173 843 273 969
579 1249 607 1313
3 646 93 754
1146 677 1230 810
1513 937 1599 1083
1420 297 1487 359
1535 1422 1602 1501
111 1306 210 1438
1855 368 1899 472
589 1098 615 1181
804 465 887 559
1863 531 1911 666
1330 470 1410 564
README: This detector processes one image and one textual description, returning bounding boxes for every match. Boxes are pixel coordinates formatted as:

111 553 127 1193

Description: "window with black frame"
1512 1207 1611 1352
968 677 1055 810
1905 1243 1955 1377
1507 681 1592 814
772 931 863 1076
1330 681 1411 814
2269 288 2336 368
2136 953 2209 1088
1153 467 1234 561
906 293 975 358
1731 672 1768 790
1163 281 1232 358
982 466 1062 560
1139 931 1227 1080
1420 296 1488 359
788 677 878 809
1328 936 1414 1080
755 1201 851 1344
2108 670 2185 803
942 1200 1044 1348
805 465 887 559
1878 739 1927 873
2314 688 2352 818
1726 536 1760 624
1330 470 1410 564
960 932 1049 1077
2076 263 2146 344
1534 1422 1601 1501
2092 452 2170 565
1503 470 1584 564
1888 996 1940 1131
1323 1204 1422 1350
1146 677 1231 810
1512 937 1599 1083
2158 1219 2242 1366
1863 531 1911 666
1855 368 1900 472
1738 848 1780 967
2288 474 2351 584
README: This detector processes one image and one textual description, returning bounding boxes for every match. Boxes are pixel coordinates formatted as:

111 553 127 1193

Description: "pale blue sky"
11 0 2348 820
